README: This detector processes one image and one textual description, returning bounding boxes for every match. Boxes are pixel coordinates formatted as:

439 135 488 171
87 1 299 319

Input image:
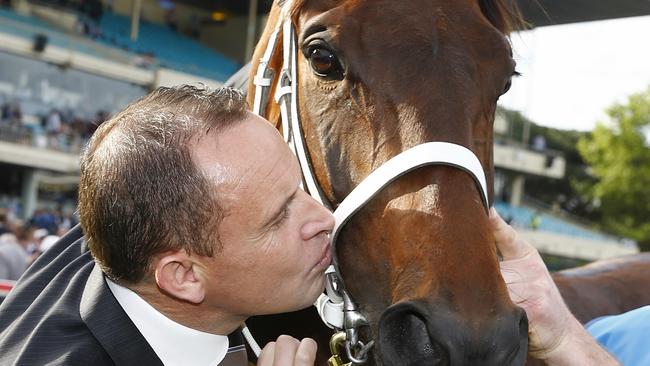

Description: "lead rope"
242 325 262 357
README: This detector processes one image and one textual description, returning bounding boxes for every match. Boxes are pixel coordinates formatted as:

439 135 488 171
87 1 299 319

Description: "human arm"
490 208 620 365
257 335 317 366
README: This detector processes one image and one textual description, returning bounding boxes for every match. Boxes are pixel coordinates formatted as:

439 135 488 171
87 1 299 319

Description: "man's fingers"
490 208 532 260
257 336 316 366
257 342 276 366
272 335 300 366
294 338 317 366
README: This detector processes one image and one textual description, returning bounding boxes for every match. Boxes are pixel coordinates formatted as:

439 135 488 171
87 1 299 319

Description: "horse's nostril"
519 310 529 337
378 302 529 366
379 305 447 366
500 308 530 365
514 308 529 363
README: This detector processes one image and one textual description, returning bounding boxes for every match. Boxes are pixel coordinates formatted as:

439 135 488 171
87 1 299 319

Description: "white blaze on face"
386 184 442 218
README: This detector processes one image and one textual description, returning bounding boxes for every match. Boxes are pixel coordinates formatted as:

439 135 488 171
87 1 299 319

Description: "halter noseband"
247 1 489 363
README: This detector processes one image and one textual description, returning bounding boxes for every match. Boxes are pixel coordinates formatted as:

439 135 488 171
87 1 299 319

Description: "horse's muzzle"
377 300 528 366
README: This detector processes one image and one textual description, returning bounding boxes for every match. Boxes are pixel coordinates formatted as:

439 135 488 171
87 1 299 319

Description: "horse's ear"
478 0 527 34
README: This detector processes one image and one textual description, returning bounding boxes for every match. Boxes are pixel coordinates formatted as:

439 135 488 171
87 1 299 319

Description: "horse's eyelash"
513 70 522 77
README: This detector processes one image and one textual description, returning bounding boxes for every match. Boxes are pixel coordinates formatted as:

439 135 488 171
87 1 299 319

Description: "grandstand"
96 11 239 81
0 0 242 224
492 111 638 261
0 2 239 82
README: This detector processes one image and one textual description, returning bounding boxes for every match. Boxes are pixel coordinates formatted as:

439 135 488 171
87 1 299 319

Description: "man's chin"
295 290 324 312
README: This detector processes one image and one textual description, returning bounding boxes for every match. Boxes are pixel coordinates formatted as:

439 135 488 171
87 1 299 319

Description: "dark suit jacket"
0 225 248 366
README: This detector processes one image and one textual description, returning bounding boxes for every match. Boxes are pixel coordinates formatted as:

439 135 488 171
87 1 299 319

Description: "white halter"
246 0 489 363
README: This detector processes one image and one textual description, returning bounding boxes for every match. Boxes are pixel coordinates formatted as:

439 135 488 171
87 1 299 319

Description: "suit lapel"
80 265 163 365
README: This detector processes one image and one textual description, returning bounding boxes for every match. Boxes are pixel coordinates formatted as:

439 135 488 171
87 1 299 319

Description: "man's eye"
271 208 290 229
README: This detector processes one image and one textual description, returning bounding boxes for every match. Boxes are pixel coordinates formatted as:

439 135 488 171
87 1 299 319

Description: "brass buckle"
328 331 351 366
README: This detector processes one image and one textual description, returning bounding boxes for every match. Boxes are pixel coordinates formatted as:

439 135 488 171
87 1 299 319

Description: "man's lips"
315 241 332 270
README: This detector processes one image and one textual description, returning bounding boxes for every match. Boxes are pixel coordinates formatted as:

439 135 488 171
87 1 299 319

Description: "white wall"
494 144 566 179
520 229 638 261
0 141 79 173
0 32 155 85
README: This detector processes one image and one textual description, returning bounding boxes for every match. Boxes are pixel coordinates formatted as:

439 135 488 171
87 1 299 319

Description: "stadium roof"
183 0 650 27
519 0 650 27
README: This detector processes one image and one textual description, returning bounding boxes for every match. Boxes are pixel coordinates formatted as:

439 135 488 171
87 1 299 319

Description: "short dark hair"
79 85 248 283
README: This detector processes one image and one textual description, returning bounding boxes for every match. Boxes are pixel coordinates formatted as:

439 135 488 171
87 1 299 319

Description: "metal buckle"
328 332 351 366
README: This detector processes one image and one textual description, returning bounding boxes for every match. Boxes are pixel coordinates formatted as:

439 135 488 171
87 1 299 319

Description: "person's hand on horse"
257 335 317 366
490 208 620 365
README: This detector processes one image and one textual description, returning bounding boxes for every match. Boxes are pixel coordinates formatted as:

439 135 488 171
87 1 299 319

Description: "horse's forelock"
479 0 527 34
274 0 308 16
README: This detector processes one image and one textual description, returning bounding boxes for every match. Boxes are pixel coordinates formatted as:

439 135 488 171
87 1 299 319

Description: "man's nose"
300 192 335 240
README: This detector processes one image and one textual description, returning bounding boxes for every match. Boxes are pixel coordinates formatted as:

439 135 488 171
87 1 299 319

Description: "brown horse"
244 0 527 365
554 252 650 324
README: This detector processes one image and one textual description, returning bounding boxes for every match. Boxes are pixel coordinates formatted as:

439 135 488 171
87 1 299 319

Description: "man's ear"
153 250 205 304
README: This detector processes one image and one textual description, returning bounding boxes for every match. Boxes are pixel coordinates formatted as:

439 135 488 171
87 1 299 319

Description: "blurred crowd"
0 101 106 153
0 206 77 281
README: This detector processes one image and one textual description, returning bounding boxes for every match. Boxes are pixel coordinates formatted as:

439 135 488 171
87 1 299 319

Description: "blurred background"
0 0 649 288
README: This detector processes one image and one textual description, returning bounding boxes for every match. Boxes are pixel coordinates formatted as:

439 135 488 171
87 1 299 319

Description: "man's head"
79 85 334 322
79 85 247 283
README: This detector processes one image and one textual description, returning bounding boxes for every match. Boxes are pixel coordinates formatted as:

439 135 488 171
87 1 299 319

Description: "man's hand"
490 208 573 358
257 335 317 366
490 208 620 365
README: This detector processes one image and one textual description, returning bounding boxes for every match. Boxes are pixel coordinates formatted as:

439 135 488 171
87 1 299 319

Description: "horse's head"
249 0 527 364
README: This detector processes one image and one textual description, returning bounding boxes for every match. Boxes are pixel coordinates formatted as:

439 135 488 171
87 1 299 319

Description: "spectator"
0 103 10 121
530 211 542 230
0 209 10 236
30 209 58 234
532 134 547 151
45 109 62 134
160 0 177 31
1 102 22 127
0 233 28 281
39 235 61 253
32 228 49 254
587 305 650 365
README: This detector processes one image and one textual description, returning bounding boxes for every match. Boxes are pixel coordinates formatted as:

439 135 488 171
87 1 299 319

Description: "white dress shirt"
106 278 230 366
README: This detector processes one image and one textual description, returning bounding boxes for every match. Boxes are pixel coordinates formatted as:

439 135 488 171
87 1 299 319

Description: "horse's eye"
502 78 512 94
501 70 520 96
309 47 339 76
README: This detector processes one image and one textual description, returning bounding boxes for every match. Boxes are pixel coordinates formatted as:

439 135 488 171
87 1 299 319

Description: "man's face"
193 113 335 316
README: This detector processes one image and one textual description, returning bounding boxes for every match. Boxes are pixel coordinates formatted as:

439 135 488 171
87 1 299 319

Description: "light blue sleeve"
586 305 650 366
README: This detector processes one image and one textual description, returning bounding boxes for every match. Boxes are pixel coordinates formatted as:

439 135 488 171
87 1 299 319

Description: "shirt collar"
106 277 229 366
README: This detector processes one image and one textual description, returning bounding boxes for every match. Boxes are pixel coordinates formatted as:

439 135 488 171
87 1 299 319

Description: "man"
0 225 30 281
0 86 332 365
587 305 650 365
0 85 620 366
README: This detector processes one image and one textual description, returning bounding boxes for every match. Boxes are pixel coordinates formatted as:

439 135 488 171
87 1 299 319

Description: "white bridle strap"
331 141 489 244
272 9 330 208
316 292 344 329
252 15 282 116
